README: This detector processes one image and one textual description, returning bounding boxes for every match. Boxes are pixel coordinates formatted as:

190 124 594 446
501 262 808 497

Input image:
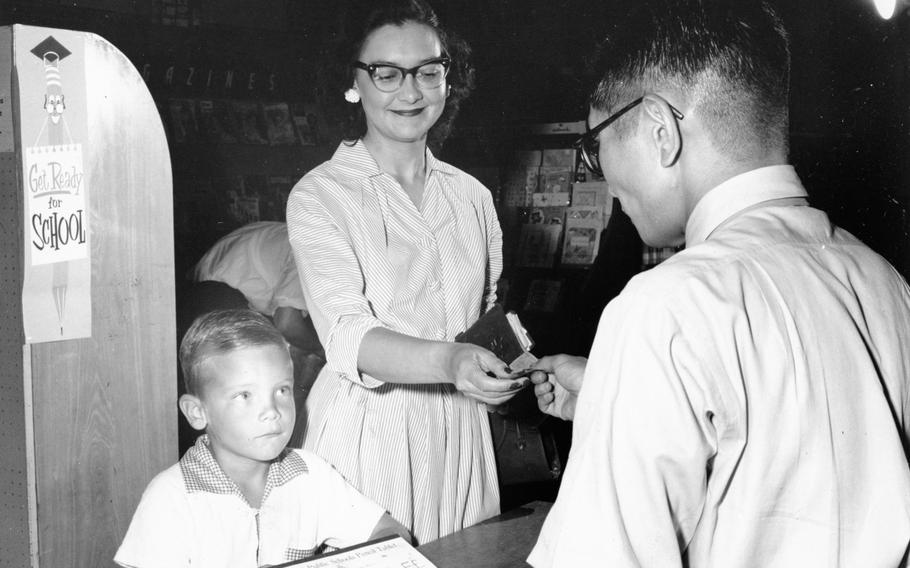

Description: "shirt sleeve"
192 226 269 313
271 252 308 316
286 175 386 388
302 451 386 549
114 472 195 568
530 288 719 567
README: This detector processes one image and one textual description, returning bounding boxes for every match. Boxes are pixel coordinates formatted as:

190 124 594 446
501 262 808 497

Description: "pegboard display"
0 149 30 566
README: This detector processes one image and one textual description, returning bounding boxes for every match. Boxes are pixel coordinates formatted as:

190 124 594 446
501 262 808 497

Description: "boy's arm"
368 512 412 544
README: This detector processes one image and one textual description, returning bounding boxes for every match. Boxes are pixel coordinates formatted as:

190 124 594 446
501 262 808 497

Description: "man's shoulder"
620 250 706 298
606 245 743 332
624 205 818 301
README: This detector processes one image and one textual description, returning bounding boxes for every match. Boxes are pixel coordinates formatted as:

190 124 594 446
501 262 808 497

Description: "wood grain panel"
27 29 176 568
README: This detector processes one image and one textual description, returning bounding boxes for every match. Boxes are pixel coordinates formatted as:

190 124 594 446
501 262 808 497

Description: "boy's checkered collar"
179 435 308 504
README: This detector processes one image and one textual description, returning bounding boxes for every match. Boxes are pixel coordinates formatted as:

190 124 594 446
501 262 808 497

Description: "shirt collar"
179 435 308 503
329 139 455 183
685 165 808 247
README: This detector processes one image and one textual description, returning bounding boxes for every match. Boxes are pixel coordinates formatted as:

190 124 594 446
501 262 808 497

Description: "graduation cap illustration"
31 36 71 124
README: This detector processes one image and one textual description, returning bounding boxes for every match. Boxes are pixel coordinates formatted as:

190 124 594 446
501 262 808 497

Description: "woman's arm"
358 327 528 405
287 179 385 387
287 175 526 402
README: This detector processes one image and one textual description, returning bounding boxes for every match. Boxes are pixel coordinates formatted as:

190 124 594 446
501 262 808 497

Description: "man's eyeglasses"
353 57 451 93
574 97 684 177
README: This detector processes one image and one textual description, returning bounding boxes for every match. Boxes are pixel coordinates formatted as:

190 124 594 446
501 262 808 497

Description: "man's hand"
528 354 587 421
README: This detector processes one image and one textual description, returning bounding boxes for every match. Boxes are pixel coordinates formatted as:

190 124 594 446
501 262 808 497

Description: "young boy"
115 309 409 568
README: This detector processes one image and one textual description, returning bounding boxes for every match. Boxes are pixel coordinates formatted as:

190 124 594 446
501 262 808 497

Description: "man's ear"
179 394 208 431
641 95 682 168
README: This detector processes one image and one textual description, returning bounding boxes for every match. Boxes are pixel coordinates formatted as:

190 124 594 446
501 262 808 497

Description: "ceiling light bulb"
874 0 896 19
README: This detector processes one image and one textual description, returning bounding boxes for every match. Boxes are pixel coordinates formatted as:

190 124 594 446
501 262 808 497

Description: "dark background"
4 0 909 279
4 0 910 508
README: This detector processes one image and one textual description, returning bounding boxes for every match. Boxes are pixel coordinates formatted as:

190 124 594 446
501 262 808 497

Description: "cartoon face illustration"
30 37 72 131
44 93 65 123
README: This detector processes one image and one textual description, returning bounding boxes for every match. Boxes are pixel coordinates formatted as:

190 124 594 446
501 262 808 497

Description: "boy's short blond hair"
179 309 289 396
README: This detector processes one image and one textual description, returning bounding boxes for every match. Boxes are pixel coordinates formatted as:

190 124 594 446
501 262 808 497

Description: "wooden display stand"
0 25 175 567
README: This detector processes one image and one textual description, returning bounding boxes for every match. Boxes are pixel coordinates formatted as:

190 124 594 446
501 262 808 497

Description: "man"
528 1 910 566
191 221 321 357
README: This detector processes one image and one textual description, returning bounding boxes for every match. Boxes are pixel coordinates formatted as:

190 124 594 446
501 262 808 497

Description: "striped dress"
286 140 503 545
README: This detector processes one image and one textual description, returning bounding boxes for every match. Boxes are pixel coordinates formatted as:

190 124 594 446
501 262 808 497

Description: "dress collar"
685 165 808 247
329 139 455 183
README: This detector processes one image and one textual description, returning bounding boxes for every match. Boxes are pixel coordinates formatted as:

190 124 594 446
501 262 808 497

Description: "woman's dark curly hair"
318 0 475 151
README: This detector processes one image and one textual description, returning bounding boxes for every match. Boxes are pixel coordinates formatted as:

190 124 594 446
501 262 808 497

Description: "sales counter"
418 500 553 567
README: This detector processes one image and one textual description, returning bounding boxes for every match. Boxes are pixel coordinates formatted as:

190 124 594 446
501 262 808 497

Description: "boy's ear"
179 394 208 431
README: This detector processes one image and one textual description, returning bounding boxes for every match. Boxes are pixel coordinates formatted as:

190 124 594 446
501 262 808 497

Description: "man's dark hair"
319 0 475 152
179 309 288 396
589 0 790 161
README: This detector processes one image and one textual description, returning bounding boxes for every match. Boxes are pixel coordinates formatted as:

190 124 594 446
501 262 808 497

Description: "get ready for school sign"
15 27 92 342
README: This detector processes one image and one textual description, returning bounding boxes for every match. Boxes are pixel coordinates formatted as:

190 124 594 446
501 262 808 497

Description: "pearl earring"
344 88 360 103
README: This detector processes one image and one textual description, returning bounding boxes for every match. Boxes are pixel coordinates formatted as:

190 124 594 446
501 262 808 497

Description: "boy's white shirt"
114 435 385 568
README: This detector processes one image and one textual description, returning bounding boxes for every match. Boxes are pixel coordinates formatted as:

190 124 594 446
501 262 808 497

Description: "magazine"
232 100 269 145
263 101 297 145
167 98 199 143
197 99 240 144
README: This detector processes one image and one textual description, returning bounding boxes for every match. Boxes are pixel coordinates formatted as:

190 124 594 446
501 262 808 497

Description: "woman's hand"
445 343 529 406
529 354 587 421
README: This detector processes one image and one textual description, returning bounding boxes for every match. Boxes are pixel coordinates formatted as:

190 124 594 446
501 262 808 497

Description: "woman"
286 0 526 545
